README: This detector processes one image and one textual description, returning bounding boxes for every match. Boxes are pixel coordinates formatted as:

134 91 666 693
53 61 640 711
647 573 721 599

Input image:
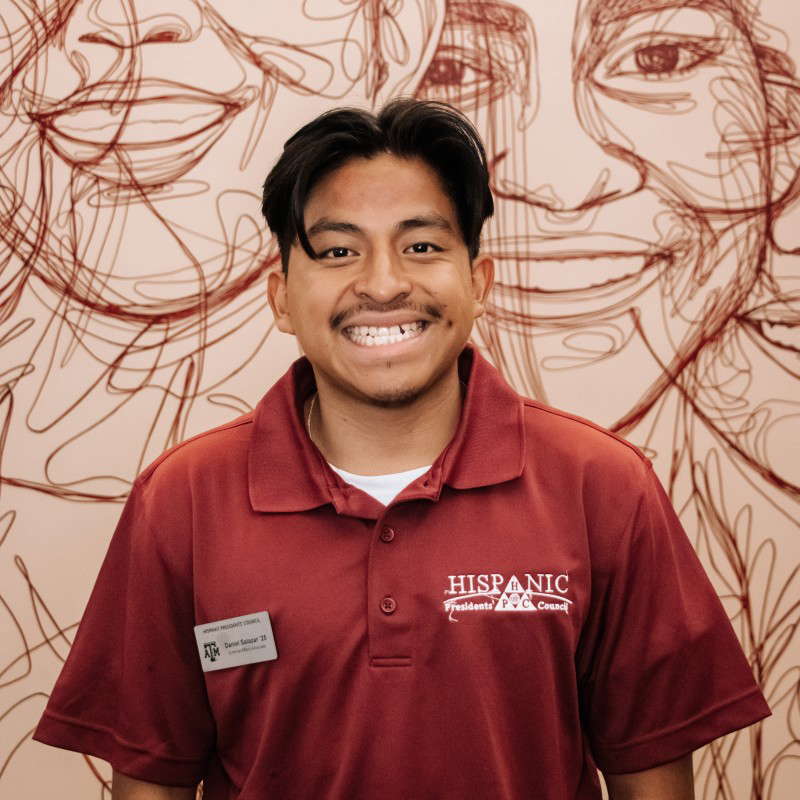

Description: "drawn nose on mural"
69 0 203 49
29 0 249 188
487 11 642 217
491 93 643 218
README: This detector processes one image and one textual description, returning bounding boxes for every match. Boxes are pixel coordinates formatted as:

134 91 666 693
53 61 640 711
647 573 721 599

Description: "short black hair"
261 98 494 272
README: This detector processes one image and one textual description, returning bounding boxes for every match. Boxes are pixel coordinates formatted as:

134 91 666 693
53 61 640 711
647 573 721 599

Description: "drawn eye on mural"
604 38 720 78
416 1 800 797
417 2 527 108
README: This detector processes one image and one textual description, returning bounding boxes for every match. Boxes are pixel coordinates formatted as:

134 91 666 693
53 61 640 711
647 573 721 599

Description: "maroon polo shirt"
34 346 769 799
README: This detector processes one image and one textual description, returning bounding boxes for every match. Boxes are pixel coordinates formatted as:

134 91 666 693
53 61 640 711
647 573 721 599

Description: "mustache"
330 300 444 331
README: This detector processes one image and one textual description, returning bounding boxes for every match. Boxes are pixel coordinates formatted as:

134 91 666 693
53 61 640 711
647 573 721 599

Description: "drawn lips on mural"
483 234 674 323
29 79 253 187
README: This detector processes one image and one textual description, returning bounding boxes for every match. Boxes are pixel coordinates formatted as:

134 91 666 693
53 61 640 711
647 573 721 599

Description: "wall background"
1 1 798 797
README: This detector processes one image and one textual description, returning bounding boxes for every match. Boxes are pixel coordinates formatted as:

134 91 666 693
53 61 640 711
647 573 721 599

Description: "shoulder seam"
134 415 254 489
521 399 651 466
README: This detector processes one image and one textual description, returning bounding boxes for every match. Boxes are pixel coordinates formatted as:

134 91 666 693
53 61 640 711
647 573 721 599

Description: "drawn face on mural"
0 0 444 495
417 0 800 428
6 0 440 323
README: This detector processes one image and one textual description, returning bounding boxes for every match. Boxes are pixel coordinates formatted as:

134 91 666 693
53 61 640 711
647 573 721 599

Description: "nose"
491 36 642 215
66 0 202 50
352 249 413 304
493 93 643 215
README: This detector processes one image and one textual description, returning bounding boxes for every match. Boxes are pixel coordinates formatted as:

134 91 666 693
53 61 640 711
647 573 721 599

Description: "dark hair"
261 98 494 272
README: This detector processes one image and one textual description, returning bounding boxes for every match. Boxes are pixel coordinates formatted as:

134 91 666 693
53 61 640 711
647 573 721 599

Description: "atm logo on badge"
443 573 571 622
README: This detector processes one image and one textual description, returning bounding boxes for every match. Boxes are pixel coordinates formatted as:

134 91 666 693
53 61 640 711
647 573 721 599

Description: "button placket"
367 513 414 666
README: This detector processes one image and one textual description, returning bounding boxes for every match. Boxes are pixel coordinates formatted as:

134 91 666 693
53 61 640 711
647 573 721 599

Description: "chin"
368 387 423 409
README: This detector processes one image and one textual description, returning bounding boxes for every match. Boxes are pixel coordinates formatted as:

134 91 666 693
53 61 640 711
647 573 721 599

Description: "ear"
268 269 296 335
470 255 494 320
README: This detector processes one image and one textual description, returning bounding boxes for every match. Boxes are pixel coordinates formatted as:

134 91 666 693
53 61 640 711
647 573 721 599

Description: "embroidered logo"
443 572 571 621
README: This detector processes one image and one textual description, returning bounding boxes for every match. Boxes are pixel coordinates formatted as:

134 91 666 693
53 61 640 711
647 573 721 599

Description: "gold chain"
306 392 318 440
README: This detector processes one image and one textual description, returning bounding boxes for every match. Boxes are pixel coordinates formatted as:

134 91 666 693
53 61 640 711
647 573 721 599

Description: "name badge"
194 611 278 672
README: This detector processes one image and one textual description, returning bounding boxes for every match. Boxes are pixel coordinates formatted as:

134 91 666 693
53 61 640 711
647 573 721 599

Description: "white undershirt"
328 463 432 506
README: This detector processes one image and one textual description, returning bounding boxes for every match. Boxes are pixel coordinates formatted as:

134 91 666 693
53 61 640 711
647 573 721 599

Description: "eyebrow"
398 213 455 234
586 0 731 26
444 1 528 32
306 213 455 240
306 219 362 239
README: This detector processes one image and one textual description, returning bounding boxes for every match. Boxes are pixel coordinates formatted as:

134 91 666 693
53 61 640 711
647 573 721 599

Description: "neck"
307 369 464 475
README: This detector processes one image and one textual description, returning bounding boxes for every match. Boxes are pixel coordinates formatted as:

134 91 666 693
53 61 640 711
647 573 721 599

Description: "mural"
0 1 797 796
417 2 800 796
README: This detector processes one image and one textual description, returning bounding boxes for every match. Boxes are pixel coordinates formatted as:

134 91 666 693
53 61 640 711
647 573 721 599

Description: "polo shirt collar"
248 345 526 515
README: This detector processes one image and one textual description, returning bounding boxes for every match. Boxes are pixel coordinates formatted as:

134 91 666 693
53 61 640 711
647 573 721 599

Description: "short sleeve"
33 478 214 786
577 462 770 774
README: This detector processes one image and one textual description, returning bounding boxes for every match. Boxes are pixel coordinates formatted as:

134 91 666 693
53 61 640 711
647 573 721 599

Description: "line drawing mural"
415 1 800 796
0 1 797 797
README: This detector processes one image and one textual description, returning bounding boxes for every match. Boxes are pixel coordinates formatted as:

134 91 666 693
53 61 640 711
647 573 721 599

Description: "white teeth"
344 320 426 347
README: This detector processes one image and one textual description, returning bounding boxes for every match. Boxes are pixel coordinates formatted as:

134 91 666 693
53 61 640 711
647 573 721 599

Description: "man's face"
416 0 784 427
268 154 493 408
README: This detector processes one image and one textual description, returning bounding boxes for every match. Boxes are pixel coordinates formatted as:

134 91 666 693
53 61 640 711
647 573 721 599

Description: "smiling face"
268 154 493 409
416 0 789 427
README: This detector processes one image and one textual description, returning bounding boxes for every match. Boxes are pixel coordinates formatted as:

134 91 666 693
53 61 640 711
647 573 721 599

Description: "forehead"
305 155 456 219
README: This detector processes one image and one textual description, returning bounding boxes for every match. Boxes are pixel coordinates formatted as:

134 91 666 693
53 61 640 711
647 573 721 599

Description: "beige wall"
1 1 798 796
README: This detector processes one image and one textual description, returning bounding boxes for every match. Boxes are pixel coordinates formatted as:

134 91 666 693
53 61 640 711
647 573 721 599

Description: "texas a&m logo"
443 572 571 621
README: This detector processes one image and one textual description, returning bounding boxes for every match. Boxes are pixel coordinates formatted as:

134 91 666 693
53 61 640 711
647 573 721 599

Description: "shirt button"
379 526 395 542
380 596 397 614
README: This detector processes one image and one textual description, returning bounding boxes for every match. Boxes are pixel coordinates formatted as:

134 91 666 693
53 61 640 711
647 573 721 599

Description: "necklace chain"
306 392 318 440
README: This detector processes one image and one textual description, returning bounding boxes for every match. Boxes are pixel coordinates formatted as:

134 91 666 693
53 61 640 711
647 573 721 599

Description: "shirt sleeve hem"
593 686 771 775
33 710 207 786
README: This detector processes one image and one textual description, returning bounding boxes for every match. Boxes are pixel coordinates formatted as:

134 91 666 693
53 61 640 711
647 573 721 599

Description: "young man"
34 99 769 799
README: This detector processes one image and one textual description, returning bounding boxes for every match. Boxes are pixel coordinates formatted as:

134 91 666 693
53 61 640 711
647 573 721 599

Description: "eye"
635 43 684 74
604 36 721 80
405 242 442 254
319 247 356 259
417 45 513 108
424 56 468 86
417 1 530 109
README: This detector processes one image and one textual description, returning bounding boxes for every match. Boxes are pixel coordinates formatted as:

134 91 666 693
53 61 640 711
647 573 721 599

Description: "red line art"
1 1 797 796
